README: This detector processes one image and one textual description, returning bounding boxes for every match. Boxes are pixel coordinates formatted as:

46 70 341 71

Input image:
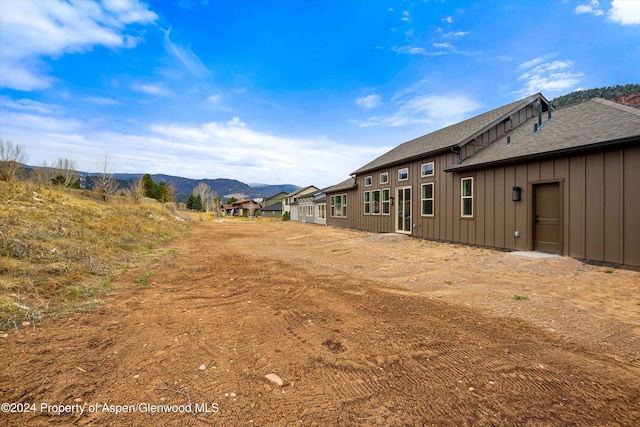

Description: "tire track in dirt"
1 222 639 426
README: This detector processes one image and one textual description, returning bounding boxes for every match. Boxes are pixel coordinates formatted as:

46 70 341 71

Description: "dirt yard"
1 221 639 426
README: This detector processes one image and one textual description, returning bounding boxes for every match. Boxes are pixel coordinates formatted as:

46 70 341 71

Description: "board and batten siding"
328 143 639 267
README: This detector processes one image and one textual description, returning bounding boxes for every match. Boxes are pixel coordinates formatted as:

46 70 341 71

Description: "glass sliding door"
396 186 412 234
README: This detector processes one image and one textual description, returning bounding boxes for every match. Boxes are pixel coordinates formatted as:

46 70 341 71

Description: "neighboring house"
223 199 262 216
297 190 328 225
282 185 319 220
260 202 283 218
263 191 288 208
326 94 640 267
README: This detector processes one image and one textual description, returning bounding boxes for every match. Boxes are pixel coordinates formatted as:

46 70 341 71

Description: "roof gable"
352 93 546 174
285 185 319 198
446 98 640 171
324 177 357 194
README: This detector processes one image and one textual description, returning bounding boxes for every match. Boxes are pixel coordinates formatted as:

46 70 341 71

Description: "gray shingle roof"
352 93 544 174
324 177 357 194
260 202 283 212
285 185 318 197
446 98 640 171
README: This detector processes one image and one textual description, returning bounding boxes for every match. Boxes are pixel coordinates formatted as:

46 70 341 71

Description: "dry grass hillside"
0 181 190 329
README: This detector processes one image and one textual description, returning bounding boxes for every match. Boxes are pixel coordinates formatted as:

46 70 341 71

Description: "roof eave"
444 135 640 173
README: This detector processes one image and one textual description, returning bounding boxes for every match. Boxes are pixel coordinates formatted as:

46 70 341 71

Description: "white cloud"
391 45 427 55
0 0 157 91
433 43 453 49
355 94 382 110
226 117 246 127
576 0 640 24
207 94 223 103
516 57 583 96
401 11 411 22
442 31 470 38
443 16 454 23
357 89 484 128
133 83 172 97
162 27 211 77
0 100 380 188
575 0 604 16
609 0 640 24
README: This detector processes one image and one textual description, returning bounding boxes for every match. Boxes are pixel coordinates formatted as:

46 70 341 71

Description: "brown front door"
534 183 561 253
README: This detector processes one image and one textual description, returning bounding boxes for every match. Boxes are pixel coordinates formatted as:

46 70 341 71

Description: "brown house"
326 93 640 267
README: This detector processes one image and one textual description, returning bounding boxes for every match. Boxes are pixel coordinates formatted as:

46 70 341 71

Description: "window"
285 198 290 206
421 183 434 216
461 178 473 217
305 205 312 217
331 194 347 217
398 167 409 181
372 190 381 214
382 189 390 215
421 162 434 177
318 204 326 219
380 172 389 184
364 191 371 214
365 176 373 187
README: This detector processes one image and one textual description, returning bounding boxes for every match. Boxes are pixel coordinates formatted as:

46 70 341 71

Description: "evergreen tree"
186 194 195 210
194 194 204 212
142 174 159 199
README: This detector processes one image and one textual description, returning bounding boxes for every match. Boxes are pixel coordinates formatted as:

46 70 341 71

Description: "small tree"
142 174 158 199
213 192 222 220
193 194 204 212
186 194 195 210
157 181 171 203
0 140 27 181
128 177 145 203
92 153 119 201
192 182 215 212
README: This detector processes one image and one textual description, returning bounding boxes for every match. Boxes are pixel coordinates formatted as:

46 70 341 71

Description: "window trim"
461 177 473 218
398 167 409 181
421 162 435 178
365 176 373 187
371 189 381 215
364 191 371 215
318 204 326 219
330 194 348 218
421 183 434 217
381 188 390 215
380 172 389 185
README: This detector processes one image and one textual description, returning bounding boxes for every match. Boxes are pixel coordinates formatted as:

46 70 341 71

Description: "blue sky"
0 0 639 188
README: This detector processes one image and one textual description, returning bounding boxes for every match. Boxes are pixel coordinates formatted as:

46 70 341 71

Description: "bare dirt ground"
1 221 639 426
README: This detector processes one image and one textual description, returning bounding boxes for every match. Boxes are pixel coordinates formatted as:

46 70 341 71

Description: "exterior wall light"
512 186 522 202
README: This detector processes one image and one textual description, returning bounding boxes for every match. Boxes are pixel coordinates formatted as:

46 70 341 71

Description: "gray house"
326 94 640 267
283 185 319 220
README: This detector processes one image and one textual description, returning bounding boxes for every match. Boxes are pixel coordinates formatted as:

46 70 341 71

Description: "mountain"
551 84 640 109
19 164 299 203
105 173 299 202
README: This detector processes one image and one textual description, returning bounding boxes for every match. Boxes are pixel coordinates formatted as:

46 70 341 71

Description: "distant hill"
551 84 640 109
103 173 299 203
19 164 299 203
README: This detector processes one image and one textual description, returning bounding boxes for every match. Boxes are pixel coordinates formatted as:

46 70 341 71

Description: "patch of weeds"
603 268 614 274
331 249 340 253
512 295 529 301
135 271 153 285
444 280 453 285
354 265 363 269
166 249 180 257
